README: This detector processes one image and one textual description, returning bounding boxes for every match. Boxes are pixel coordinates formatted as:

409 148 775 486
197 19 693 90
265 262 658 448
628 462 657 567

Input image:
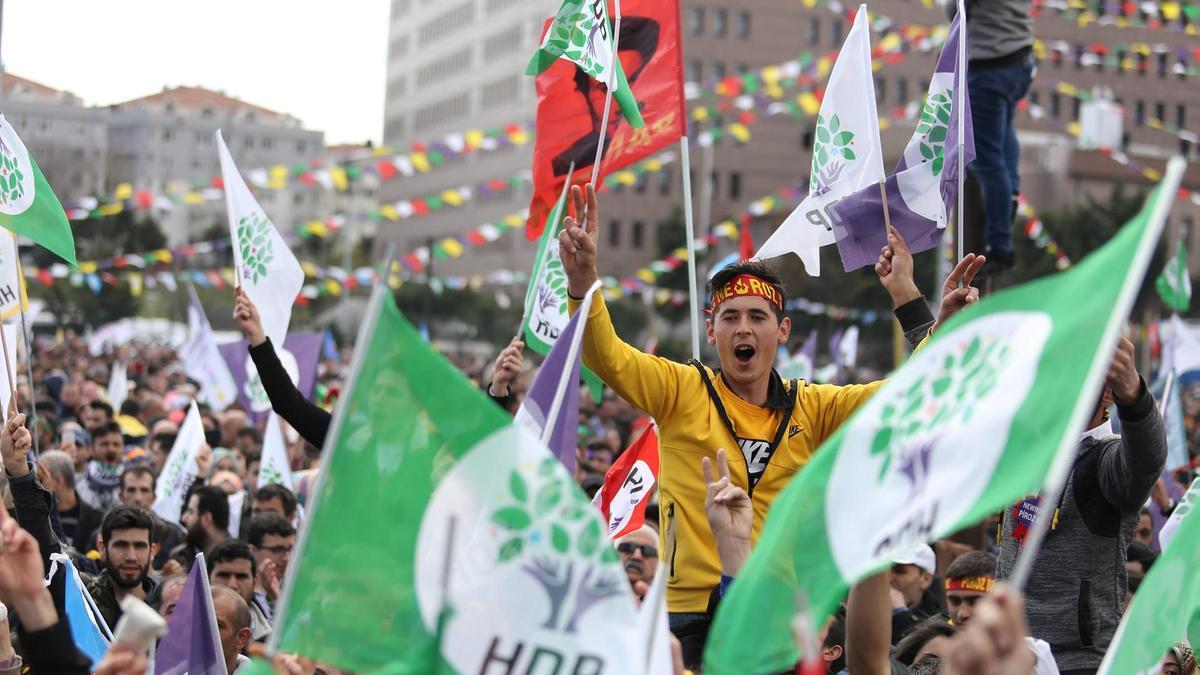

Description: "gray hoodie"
996 385 1166 673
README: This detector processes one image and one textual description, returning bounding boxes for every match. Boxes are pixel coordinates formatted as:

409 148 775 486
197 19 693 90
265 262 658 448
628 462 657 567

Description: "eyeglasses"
616 542 658 558
261 545 293 555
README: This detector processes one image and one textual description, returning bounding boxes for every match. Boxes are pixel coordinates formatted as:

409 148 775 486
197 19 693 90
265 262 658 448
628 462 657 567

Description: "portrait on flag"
526 0 684 238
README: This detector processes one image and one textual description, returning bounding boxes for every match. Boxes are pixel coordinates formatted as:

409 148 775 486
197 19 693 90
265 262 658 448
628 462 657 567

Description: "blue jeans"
967 62 1034 256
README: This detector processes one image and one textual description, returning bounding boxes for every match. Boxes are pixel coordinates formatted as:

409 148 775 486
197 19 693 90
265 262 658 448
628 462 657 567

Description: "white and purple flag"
829 6 974 271
514 279 601 474
156 554 226 675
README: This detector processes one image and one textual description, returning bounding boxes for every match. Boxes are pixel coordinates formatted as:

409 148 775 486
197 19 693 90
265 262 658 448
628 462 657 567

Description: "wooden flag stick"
581 0 623 226
879 179 893 235
11 232 39 454
0 321 16 422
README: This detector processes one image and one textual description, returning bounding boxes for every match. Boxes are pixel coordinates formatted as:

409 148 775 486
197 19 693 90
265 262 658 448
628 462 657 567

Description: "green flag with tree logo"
704 159 1185 674
271 284 642 673
0 115 76 265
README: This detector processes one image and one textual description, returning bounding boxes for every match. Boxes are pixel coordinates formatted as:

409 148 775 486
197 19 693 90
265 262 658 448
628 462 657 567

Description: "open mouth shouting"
733 343 757 369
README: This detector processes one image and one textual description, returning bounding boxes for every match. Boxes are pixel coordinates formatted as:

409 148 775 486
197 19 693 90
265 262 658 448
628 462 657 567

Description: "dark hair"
909 656 942 675
89 401 114 421
119 399 141 417
89 420 123 443
707 259 787 321
190 485 231 532
1127 540 1157 573
945 550 997 581
100 504 156 546
120 465 157 492
243 512 295 548
254 483 298 518
206 538 257 579
893 615 956 666
237 427 262 445
823 604 847 674
147 574 188 610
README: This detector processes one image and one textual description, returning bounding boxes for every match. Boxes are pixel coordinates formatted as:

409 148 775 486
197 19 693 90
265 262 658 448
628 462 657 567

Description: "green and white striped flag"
1099 480 1200 674
1156 240 1191 311
520 179 603 402
703 158 1186 674
526 0 644 128
0 115 76 265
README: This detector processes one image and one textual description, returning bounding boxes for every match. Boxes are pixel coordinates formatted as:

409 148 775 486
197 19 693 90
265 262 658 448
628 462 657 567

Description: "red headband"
945 576 994 593
711 274 784 312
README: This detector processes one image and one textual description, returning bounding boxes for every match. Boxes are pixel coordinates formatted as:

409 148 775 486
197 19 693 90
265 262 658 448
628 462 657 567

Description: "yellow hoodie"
570 292 925 613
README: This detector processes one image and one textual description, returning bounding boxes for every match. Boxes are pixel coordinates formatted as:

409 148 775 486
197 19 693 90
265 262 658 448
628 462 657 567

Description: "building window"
1071 97 1081 120
875 76 887 104
480 75 520 107
736 11 751 38
1050 92 1062 118
806 18 820 45
635 172 649 194
830 19 843 46
736 63 749 74
631 221 645 249
417 47 473 89
802 127 814 150
896 78 908 104
483 25 524 59
711 61 726 83
686 59 701 83
1029 89 1040 107
1176 104 1186 129
609 220 621 247
418 2 476 46
657 171 671 196
689 7 704 36
714 8 728 36
729 172 742 200
1157 53 1168 77
1154 101 1165 124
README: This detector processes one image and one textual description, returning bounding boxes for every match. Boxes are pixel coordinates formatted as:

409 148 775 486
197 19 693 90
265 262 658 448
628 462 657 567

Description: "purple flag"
156 554 225 675
514 282 601 473
218 332 322 425
829 11 975 271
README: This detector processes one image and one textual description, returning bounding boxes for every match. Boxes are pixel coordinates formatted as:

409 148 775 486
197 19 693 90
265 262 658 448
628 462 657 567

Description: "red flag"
594 422 660 540
526 0 685 239
739 215 755 261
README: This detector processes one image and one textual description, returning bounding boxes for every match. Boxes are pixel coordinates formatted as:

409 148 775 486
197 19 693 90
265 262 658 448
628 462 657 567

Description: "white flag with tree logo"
754 5 884 275
217 131 304 348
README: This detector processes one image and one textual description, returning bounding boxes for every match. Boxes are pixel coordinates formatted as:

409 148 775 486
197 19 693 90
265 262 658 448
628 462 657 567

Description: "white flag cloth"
180 286 239 411
0 233 26 320
754 4 884 275
637 569 673 674
216 131 304 347
257 412 294 491
227 491 246 540
106 361 128 413
837 325 860 369
152 402 206 525
0 324 16 414
1163 314 1200 375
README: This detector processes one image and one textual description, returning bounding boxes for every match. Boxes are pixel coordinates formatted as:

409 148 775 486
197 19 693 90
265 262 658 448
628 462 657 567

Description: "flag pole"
0 318 15 421
11 232 38 454
879 179 892 236
516 161 575 342
955 0 967 269
581 0 622 225
681 137 701 360
539 279 600 448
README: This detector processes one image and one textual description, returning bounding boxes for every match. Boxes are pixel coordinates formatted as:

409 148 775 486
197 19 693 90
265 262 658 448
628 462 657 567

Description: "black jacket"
249 337 330 448
82 569 157 630
17 618 92 674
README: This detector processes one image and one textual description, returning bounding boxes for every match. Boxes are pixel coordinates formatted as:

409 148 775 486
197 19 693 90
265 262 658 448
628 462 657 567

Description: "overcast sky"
2 0 390 145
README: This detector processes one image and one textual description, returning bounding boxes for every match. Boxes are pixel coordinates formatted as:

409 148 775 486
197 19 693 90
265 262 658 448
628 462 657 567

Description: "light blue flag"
51 553 112 667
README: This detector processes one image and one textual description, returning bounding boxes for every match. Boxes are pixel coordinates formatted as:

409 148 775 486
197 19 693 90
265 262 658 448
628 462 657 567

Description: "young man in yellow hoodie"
560 184 985 664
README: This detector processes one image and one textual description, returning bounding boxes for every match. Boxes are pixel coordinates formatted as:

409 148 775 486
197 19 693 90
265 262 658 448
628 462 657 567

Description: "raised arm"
845 572 895 675
235 287 332 447
560 184 690 420
1095 338 1166 512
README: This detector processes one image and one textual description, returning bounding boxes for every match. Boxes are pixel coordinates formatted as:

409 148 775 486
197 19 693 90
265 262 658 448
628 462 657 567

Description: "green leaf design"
929 126 947 143
570 29 588 47
920 143 935 161
498 537 524 562
815 127 831 144
870 428 893 479
830 114 841 132
563 503 590 521
833 131 854 147
551 524 570 553
916 123 932 135
510 471 528 503
601 546 619 563
536 481 563 512
539 457 558 477
932 157 944 175
578 518 601 557
842 148 856 160
492 506 531 531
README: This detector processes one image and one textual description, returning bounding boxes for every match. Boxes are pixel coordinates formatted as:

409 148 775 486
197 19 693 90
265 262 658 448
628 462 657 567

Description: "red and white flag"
593 422 660 540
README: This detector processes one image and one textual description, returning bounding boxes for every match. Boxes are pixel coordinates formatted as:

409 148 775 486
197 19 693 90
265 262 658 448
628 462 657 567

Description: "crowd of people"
0 184 1189 674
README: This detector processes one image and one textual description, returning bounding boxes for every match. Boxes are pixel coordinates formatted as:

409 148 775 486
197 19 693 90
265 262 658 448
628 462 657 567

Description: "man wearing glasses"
244 512 295 617
616 525 659 598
